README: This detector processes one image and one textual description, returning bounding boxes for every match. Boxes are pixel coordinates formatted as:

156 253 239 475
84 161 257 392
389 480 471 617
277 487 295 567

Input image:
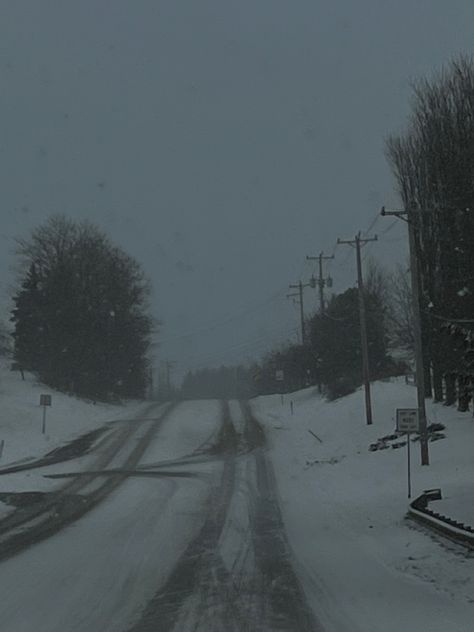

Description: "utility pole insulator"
306 251 335 313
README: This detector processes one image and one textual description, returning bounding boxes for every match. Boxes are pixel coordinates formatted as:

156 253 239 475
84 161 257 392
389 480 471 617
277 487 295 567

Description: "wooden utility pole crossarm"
306 252 334 313
337 232 378 425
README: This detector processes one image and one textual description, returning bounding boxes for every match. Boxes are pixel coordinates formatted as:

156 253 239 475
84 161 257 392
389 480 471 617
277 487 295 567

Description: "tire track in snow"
241 400 322 632
0 402 176 562
128 400 238 632
128 400 322 632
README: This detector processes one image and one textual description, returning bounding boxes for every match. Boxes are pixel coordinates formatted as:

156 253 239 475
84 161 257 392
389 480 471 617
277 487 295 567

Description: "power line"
182 325 299 370
362 212 381 237
334 246 355 272
361 218 404 263
180 321 299 363
379 218 399 236
158 287 287 344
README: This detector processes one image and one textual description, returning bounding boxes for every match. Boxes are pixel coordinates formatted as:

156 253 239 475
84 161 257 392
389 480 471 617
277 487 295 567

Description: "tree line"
218 55 474 406
386 55 474 410
251 261 408 400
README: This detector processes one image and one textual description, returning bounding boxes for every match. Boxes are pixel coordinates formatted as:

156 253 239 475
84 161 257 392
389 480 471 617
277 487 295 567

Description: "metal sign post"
396 408 419 499
40 394 52 434
407 431 412 498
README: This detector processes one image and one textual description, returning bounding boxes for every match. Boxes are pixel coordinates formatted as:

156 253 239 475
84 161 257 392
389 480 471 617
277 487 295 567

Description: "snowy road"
130 400 319 632
0 402 176 560
0 399 320 632
0 394 472 631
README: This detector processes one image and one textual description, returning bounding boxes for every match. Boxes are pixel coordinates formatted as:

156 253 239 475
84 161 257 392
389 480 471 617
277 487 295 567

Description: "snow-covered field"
253 379 474 632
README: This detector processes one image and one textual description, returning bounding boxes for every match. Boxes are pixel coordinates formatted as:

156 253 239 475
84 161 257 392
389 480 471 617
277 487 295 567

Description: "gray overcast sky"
0 1 473 377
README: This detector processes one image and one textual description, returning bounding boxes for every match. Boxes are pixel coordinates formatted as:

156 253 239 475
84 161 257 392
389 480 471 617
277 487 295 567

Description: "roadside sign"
275 370 284 382
396 408 419 433
40 394 52 434
40 394 52 407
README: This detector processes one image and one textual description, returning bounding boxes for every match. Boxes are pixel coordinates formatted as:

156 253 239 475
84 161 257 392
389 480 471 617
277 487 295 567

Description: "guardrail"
407 488 474 549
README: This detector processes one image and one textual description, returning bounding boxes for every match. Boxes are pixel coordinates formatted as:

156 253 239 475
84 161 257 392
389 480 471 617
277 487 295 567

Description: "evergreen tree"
308 286 392 398
11 216 153 400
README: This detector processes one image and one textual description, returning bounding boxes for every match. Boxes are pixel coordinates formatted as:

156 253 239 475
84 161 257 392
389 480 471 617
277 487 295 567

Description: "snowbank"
0 359 147 469
252 379 474 632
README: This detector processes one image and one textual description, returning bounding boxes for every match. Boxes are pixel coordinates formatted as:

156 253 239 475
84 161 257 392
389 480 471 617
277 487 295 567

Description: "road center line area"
0 399 324 632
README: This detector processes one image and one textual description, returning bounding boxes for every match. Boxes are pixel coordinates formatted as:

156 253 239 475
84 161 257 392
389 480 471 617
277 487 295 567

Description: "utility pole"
337 232 378 425
288 277 316 345
381 206 429 465
164 360 175 399
148 366 154 400
288 281 305 345
306 251 334 312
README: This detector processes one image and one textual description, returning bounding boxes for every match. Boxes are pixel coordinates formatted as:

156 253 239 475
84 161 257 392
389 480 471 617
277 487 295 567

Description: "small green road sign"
40 394 52 407
40 395 52 434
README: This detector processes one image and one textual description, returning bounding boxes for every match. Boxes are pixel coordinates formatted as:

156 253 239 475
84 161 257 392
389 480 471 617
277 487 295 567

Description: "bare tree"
386 263 414 353
386 55 474 405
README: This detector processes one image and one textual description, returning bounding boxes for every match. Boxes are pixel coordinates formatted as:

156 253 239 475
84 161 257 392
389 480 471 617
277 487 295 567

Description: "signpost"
40 394 52 434
396 408 419 498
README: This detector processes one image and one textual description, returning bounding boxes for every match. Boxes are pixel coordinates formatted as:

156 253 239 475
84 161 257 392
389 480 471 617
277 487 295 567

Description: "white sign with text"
396 408 419 433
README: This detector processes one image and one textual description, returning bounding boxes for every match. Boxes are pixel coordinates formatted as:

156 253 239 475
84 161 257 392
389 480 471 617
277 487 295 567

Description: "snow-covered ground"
252 379 474 632
0 359 146 468
0 358 151 517
0 399 222 632
0 401 221 632
1 360 474 631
